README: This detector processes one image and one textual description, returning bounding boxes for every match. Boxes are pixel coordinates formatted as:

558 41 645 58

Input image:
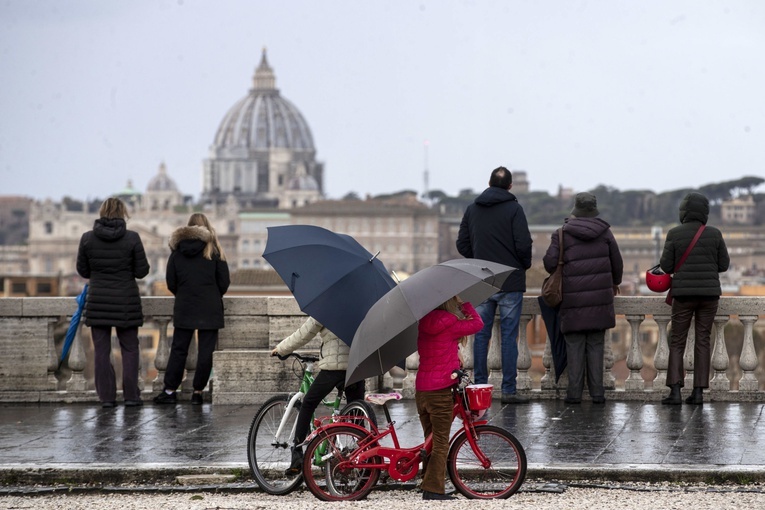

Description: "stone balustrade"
1 296 763 404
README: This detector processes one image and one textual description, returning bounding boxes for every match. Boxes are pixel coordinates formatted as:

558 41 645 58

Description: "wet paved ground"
3 398 765 484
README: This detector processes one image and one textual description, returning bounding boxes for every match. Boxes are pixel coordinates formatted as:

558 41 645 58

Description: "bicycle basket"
464 384 493 411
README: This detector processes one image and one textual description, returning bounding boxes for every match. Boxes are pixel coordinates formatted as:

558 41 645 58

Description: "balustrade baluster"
182 333 199 395
516 314 533 391
46 318 58 390
738 316 759 392
603 329 615 390
486 315 503 391
624 315 645 391
66 321 89 392
683 321 696 389
710 315 730 391
402 351 419 399
152 317 171 392
541 333 553 390
652 315 671 389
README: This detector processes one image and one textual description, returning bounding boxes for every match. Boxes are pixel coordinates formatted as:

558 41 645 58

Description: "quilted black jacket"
76 218 150 327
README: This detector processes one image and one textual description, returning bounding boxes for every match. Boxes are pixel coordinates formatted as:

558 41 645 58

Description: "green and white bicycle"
247 352 377 495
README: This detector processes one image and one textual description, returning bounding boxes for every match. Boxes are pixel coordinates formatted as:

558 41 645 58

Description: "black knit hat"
570 192 599 218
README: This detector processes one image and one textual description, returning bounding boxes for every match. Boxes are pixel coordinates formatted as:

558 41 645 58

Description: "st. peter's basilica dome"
202 49 324 208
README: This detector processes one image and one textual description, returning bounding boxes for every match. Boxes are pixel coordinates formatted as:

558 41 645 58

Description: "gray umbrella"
345 258 516 385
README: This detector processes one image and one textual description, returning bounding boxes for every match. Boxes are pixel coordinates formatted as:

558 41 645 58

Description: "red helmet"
646 265 671 292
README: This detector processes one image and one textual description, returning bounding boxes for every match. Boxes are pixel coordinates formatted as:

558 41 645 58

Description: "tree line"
425 175 765 227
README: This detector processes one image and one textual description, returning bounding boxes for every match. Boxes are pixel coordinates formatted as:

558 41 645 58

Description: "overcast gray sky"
2 0 764 202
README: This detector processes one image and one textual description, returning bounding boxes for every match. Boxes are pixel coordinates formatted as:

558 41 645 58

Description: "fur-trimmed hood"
169 225 211 251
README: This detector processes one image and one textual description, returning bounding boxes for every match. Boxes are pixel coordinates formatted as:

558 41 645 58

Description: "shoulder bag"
665 225 706 305
541 228 564 308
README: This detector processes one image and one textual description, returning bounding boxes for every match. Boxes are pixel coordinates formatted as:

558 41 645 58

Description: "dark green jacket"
659 192 729 298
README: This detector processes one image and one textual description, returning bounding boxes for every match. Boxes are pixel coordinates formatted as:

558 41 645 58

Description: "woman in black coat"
154 213 230 405
76 198 150 408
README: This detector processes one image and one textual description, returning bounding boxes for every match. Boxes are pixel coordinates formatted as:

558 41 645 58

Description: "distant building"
289 192 440 274
721 195 755 225
202 49 324 209
512 170 529 193
25 163 233 292
0 196 32 246
557 184 575 202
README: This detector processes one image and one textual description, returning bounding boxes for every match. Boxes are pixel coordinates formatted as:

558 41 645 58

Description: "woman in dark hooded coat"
660 192 729 405
76 197 150 408
153 213 230 405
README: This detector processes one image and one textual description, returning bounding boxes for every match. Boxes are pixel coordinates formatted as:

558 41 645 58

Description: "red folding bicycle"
300 369 527 501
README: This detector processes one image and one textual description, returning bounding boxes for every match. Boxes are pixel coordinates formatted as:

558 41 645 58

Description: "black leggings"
294 369 365 445
164 328 218 392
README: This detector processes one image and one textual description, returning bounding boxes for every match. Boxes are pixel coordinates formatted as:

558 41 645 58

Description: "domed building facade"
202 50 324 209
144 162 184 211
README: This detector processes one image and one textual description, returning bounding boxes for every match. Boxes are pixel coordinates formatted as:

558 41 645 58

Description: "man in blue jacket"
456 167 533 404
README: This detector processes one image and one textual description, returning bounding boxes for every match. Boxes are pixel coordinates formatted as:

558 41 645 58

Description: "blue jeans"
473 291 523 395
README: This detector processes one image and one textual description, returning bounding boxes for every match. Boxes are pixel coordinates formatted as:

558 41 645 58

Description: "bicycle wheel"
447 424 527 499
338 400 378 432
247 394 303 495
302 425 380 501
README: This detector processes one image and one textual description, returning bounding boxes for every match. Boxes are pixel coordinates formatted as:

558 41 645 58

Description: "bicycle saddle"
365 392 402 405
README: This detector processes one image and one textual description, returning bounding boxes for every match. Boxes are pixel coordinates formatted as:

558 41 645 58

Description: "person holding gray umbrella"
416 295 483 500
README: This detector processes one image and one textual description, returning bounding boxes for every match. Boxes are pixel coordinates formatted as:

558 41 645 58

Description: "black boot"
685 387 703 405
284 445 303 476
661 384 682 405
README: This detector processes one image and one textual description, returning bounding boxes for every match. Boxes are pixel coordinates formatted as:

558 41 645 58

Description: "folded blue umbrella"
58 284 88 370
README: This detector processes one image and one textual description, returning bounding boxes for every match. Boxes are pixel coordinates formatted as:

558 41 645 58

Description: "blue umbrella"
263 225 396 346
58 284 88 370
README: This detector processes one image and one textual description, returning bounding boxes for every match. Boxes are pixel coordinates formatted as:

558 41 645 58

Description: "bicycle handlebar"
273 352 320 363
451 369 473 388
451 369 468 380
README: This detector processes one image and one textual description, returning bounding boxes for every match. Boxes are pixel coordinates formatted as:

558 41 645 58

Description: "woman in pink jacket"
415 296 483 501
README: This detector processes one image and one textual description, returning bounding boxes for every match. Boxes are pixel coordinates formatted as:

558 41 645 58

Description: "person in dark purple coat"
543 193 623 404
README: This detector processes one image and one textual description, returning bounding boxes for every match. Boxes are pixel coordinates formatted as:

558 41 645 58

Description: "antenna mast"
423 139 430 203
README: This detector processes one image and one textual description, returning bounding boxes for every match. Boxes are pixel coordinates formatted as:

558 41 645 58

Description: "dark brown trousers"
666 298 719 388
415 388 454 495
